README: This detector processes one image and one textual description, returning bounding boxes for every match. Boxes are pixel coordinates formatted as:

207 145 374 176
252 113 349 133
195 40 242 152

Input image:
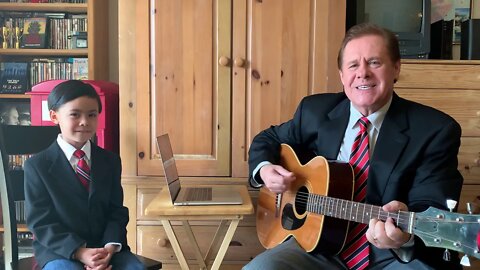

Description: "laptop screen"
156 134 181 201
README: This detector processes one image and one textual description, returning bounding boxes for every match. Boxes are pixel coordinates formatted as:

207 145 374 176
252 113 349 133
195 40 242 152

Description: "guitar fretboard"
305 193 414 233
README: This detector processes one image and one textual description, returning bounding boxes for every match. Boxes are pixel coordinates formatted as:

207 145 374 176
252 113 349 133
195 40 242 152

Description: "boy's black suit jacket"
248 92 464 269
24 141 129 268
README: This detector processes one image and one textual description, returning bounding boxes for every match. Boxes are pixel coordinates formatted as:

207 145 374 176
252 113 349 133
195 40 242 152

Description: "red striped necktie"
73 149 91 190
340 117 370 270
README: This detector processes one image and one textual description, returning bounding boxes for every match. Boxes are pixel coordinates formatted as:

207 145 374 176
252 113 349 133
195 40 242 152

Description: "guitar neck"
306 193 414 233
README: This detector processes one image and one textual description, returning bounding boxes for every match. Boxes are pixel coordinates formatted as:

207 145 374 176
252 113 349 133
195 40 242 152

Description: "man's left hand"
365 200 411 249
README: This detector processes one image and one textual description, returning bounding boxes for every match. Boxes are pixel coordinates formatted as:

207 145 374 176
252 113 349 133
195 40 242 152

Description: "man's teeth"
357 85 370 90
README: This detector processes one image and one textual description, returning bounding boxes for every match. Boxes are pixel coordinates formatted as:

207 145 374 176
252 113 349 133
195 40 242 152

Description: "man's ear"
339 70 346 86
393 60 401 84
49 110 59 124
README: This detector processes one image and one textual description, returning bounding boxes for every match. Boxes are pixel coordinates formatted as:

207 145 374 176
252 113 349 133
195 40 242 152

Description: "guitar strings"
288 190 412 226
287 191 480 225
275 190 480 258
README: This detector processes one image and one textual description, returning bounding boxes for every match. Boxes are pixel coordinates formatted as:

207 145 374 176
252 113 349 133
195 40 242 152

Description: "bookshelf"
0 0 110 92
0 0 109 124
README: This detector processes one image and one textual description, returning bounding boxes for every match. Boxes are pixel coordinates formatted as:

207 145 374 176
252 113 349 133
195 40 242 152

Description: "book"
0 62 29 94
22 17 47 49
30 57 74 86
72 58 88 80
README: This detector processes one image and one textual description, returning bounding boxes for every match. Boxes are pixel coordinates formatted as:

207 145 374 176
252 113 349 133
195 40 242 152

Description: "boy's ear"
49 110 59 124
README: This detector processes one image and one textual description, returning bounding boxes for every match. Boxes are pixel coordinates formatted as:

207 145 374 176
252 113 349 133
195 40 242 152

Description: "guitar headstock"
414 207 480 260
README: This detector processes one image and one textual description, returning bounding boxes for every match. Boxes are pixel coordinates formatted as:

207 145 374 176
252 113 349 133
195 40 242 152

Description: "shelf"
0 94 30 99
0 48 88 57
0 3 87 13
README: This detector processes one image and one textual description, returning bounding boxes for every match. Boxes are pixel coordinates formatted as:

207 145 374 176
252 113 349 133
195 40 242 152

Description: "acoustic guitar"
256 144 480 260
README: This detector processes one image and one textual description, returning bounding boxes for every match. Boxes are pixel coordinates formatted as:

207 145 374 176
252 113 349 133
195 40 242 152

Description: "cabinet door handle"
229 240 243 246
218 56 231 66
157 238 170 247
234 57 245 67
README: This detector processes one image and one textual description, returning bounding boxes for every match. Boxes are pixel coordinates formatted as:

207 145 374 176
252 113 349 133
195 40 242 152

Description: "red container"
28 80 119 153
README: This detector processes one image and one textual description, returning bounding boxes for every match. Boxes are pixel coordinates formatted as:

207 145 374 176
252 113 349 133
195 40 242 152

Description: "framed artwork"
0 100 30 126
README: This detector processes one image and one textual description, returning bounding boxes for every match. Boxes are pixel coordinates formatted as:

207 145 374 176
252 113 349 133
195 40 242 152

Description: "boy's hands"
75 246 115 270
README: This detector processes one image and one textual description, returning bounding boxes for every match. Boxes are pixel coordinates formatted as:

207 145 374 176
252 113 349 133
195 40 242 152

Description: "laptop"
156 134 243 206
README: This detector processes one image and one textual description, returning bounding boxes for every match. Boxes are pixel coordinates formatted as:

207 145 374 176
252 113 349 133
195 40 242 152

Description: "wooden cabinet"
395 60 480 185
397 60 480 269
230 0 345 177
119 0 345 178
137 0 232 176
119 0 346 266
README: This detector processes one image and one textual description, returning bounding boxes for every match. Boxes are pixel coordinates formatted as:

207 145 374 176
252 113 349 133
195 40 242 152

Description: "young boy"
24 80 144 270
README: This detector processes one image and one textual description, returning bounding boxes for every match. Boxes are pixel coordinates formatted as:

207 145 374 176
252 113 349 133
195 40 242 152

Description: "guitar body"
256 144 355 253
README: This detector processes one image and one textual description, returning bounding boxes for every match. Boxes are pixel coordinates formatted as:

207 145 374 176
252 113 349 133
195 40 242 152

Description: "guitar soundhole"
281 203 305 230
280 186 309 231
294 186 309 215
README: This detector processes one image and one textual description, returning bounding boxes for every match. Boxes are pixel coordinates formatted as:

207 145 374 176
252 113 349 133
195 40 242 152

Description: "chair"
0 125 161 270
0 125 59 270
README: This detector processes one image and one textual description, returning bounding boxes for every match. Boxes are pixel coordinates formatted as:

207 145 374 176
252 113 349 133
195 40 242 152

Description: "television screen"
347 0 430 58
358 0 423 33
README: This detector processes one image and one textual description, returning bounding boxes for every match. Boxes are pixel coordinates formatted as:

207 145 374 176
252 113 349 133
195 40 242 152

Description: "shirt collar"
56 134 92 161
349 96 392 131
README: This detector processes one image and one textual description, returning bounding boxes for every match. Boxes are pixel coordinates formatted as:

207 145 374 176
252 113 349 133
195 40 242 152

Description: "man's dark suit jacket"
24 141 129 268
248 92 463 269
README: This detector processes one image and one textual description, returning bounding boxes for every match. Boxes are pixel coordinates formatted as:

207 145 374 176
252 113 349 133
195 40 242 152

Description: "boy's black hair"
48 80 103 113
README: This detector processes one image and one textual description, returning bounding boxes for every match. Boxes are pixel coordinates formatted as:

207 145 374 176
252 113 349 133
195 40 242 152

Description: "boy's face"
49 96 99 149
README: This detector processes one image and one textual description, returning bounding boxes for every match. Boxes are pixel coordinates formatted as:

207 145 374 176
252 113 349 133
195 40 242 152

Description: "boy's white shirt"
56 134 92 169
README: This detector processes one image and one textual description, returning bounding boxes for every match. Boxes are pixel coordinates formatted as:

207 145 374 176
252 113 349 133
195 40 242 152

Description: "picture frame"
0 100 31 126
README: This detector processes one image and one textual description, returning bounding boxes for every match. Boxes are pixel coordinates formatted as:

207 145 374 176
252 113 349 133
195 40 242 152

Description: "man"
245 23 463 270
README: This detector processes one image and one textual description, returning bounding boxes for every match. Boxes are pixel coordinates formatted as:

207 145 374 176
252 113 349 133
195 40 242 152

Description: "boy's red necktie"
73 149 91 190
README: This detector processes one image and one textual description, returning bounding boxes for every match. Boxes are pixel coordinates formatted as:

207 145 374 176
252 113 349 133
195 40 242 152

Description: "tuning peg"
467 203 473 214
467 202 480 214
446 199 457 212
443 249 451 261
460 255 471 266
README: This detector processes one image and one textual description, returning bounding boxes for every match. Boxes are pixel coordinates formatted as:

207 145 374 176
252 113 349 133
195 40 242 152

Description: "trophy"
2 26 11 49
14 26 23 49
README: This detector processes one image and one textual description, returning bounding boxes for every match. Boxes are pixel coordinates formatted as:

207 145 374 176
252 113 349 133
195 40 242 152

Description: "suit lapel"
316 99 350 160
46 143 88 195
368 95 409 203
89 144 109 201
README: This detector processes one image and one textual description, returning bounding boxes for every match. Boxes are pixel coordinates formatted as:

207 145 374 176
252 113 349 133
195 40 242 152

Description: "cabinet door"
136 0 232 176
231 0 346 177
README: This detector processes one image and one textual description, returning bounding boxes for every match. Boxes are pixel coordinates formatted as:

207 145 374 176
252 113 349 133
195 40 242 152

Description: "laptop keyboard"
185 187 212 201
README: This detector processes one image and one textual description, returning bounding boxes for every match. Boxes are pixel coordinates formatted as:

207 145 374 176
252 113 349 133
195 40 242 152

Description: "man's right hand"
260 164 296 193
